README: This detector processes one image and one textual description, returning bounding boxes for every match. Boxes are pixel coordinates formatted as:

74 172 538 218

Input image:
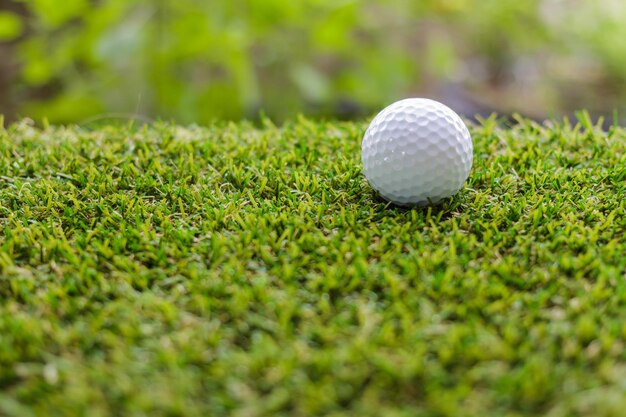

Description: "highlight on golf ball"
361 98 473 206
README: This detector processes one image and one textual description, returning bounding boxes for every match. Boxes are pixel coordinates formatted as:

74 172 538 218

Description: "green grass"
1 114 626 417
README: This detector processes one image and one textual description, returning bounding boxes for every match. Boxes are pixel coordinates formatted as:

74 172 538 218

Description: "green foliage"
1 116 626 416
0 11 23 41
0 0 576 123
4 0 626 120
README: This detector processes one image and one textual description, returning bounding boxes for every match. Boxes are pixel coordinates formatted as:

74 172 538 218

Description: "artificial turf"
1 114 626 416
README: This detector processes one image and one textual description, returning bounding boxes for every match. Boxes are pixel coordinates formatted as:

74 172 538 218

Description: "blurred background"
1 0 626 124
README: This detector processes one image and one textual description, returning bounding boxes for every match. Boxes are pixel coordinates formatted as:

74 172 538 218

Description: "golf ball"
361 98 473 206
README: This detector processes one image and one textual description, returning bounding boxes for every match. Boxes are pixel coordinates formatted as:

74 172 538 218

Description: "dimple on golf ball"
361 98 473 206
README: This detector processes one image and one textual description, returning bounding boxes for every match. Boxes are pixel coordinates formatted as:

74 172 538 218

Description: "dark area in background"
0 0 24 122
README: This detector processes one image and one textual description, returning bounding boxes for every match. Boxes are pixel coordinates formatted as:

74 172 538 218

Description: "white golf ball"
361 98 473 206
